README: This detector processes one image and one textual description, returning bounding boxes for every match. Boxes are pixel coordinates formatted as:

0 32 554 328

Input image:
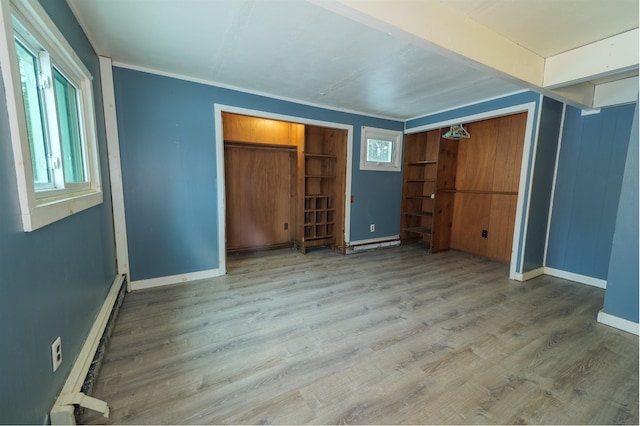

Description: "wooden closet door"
225 145 293 251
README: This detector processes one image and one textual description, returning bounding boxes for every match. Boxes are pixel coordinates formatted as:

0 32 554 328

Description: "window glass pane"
15 40 51 185
54 68 85 183
366 138 393 163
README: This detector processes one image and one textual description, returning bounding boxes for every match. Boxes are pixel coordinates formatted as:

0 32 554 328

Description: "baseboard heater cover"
50 274 127 425
345 238 401 254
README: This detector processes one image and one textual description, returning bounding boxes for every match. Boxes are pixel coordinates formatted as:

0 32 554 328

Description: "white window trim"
359 126 403 172
0 0 102 231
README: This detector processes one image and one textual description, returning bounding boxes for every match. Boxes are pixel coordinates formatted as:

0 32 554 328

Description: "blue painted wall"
522 97 563 271
0 1 117 424
546 103 636 280
406 91 542 274
603 100 639 323
112 68 404 281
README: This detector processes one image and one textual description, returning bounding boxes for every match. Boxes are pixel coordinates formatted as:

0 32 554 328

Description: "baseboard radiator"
50 274 127 425
345 238 401 254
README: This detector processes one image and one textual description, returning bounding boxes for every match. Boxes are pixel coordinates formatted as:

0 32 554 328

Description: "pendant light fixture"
442 124 470 140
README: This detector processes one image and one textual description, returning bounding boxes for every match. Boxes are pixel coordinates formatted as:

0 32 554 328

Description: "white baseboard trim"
50 274 126 424
513 267 544 282
345 236 400 254
597 310 639 335
131 267 224 291
544 267 607 289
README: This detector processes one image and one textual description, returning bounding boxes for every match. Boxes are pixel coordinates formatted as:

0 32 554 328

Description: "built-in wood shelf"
305 153 337 159
400 128 459 253
406 178 437 183
297 125 347 254
408 160 437 165
403 211 434 217
402 226 432 236
405 195 435 200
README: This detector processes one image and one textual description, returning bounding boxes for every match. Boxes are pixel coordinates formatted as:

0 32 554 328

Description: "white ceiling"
67 0 638 120
444 0 638 57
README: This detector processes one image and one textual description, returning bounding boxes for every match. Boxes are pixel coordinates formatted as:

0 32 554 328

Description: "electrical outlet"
370 224 375 232
482 229 488 238
51 337 62 372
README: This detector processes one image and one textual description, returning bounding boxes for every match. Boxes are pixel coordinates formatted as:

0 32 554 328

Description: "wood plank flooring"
81 245 639 424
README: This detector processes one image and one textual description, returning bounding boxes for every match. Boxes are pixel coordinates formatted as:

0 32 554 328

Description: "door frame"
214 104 354 274
404 100 538 280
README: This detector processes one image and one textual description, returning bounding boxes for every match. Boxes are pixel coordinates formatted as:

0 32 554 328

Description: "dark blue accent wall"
522 97 563 271
112 68 404 281
603 98 640 323
546 103 636 280
0 1 116 424
603 100 639 323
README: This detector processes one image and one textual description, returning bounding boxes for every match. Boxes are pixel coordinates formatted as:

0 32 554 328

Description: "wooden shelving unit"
296 126 347 254
400 128 458 252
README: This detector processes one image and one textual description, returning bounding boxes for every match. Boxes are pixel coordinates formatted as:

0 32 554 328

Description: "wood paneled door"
224 143 296 252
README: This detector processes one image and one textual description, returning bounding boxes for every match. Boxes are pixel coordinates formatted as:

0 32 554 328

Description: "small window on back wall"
360 127 403 172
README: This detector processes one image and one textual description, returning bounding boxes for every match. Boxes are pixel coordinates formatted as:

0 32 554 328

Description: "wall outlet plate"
51 336 62 372
370 224 375 232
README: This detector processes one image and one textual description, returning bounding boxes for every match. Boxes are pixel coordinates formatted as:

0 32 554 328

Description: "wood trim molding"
513 267 544 282
597 310 639 336
99 56 130 280
543 267 607 289
130 268 224 291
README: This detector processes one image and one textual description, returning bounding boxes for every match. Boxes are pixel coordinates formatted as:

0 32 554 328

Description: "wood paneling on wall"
223 113 304 148
493 113 526 193
223 113 303 251
224 144 295 251
451 193 491 255
451 112 526 263
456 119 498 191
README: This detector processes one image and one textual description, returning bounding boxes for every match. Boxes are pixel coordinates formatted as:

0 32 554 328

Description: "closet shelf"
406 178 437 183
304 221 335 227
403 227 432 236
401 128 460 253
405 195 435 200
403 211 433 217
305 153 337 159
408 160 437 165
304 208 336 213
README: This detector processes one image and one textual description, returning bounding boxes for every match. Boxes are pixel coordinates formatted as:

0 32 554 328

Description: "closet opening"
401 111 528 265
221 112 347 256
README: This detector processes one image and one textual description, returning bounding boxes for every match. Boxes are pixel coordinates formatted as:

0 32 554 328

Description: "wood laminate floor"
81 245 638 425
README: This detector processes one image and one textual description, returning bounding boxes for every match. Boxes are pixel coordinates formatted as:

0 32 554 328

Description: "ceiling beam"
543 29 639 89
318 0 638 110
316 0 544 87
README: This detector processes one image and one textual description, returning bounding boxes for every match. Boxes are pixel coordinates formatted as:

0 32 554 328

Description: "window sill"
360 162 402 172
23 189 103 231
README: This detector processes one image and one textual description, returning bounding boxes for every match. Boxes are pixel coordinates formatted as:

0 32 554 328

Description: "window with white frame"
0 0 101 231
359 126 403 172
